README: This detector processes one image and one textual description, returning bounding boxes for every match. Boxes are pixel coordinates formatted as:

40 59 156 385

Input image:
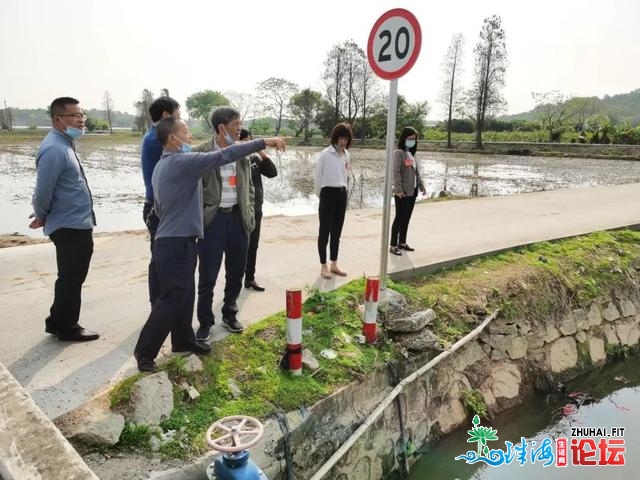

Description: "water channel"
391 357 640 480
2 140 640 236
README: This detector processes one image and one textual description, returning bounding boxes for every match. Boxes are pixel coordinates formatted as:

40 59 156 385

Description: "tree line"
2 14 638 144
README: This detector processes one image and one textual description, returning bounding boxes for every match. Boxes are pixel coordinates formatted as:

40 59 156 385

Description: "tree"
102 91 114 134
564 96 600 132
185 90 229 129
467 15 507 148
322 43 346 125
321 40 378 136
256 77 298 136
225 91 256 124
532 91 574 142
159 88 170 97
289 89 324 139
134 89 155 133
367 96 429 139
439 33 465 148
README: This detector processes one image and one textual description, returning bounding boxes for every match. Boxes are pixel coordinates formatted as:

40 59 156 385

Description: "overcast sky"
1 0 638 120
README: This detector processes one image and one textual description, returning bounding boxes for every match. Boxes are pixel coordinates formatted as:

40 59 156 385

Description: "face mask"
405 139 416 149
62 123 84 139
180 142 193 153
222 126 235 146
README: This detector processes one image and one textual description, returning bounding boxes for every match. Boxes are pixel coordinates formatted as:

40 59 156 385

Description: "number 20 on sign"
367 8 422 80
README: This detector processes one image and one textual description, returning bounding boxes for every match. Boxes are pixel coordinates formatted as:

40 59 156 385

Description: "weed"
110 373 141 408
462 388 488 418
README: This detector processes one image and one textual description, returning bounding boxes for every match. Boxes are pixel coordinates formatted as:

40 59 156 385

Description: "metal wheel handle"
206 415 264 452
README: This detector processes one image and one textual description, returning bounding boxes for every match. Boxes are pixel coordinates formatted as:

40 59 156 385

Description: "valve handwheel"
206 415 264 452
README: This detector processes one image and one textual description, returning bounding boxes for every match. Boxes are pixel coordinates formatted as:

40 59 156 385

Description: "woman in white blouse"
389 126 426 256
314 123 352 279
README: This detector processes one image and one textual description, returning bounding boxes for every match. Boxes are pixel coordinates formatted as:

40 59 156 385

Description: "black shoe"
222 316 244 333
195 325 212 341
57 327 100 342
389 246 402 256
134 350 157 373
45 316 57 334
399 244 415 251
244 280 266 292
172 341 211 355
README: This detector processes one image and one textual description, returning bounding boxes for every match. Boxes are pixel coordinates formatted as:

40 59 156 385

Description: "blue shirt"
141 125 163 202
153 139 266 239
31 129 96 236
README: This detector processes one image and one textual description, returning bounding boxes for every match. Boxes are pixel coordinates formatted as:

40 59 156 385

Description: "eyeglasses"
57 113 87 119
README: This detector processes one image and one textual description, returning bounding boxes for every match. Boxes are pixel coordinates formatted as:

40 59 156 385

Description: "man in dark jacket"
239 128 278 292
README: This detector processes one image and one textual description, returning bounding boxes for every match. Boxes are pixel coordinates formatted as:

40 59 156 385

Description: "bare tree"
102 91 114 134
439 33 465 148
532 91 574 142
256 77 298 135
322 43 346 124
322 40 379 138
2 99 12 131
134 89 155 133
225 90 256 124
468 15 507 148
159 88 170 97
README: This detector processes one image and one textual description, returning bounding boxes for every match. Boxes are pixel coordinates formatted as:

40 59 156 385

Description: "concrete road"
1 183 639 419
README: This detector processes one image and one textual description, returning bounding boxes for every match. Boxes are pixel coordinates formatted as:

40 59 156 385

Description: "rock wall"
254 287 640 480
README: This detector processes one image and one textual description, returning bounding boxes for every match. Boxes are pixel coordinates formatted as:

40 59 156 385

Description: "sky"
1 0 638 120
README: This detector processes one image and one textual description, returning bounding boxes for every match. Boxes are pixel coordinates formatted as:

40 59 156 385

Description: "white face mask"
405 139 416 149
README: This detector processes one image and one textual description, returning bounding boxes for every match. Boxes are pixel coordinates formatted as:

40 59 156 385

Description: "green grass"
110 230 640 458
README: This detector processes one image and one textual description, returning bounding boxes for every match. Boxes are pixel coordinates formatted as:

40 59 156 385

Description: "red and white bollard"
363 276 379 344
286 289 303 375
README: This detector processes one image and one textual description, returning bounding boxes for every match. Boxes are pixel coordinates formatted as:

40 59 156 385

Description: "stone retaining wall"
245 287 640 480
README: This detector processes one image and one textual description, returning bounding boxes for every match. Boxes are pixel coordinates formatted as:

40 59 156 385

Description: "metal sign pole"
379 79 398 292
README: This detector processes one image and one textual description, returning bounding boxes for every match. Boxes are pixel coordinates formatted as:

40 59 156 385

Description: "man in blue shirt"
133 117 286 372
141 96 181 306
30 97 99 342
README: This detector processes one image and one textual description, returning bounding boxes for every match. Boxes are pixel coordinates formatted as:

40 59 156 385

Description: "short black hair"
330 122 353 149
239 128 252 141
156 117 180 147
398 126 419 155
148 96 180 123
49 97 79 118
210 107 240 134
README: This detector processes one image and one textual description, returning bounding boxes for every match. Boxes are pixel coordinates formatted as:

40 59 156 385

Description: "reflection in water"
3 141 640 236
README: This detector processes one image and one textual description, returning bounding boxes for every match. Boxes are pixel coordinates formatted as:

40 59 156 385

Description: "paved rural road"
1 183 639 419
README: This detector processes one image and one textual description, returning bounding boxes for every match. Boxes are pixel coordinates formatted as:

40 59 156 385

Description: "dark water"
394 357 640 480
2 140 640 236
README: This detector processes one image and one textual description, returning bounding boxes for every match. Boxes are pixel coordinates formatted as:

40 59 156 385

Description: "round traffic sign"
367 8 422 80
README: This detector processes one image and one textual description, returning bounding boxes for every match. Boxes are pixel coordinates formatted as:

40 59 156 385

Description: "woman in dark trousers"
389 126 426 256
314 123 352 279
239 128 278 291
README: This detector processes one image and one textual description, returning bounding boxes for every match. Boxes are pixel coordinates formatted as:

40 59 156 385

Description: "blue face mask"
65 126 84 139
180 142 193 153
405 139 416 149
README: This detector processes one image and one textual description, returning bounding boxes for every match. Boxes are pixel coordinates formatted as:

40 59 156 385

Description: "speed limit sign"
367 8 422 80
367 8 422 292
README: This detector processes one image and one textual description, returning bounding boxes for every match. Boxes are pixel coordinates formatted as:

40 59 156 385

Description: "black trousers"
48 228 93 333
143 202 160 306
390 188 418 247
244 210 262 283
197 210 249 327
317 187 347 264
134 237 198 360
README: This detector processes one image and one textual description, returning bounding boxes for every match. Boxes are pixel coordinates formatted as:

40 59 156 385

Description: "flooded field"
2 139 640 236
